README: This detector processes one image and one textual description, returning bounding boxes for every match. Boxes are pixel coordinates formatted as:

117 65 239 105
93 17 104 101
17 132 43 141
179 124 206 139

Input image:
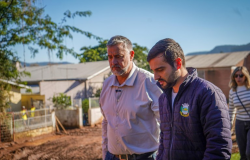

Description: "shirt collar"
109 63 138 87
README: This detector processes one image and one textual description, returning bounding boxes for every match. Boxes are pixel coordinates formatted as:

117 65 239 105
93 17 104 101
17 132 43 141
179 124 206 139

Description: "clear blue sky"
14 0 250 64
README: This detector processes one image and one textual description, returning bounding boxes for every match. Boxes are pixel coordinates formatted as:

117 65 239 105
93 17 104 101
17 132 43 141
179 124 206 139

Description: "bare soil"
231 135 239 154
0 125 239 160
0 126 102 160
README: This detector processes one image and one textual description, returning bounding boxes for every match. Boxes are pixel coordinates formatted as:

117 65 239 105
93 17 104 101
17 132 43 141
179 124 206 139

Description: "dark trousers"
236 120 250 160
105 151 156 160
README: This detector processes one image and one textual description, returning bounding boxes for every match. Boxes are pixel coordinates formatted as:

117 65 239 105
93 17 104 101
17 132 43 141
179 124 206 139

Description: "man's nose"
111 58 118 64
154 73 160 80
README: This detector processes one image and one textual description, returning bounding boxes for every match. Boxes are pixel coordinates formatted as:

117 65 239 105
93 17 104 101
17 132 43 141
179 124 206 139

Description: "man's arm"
100 106 108 160
146 77 163 159
146 78 162 122
200 88 232 160
155 95 165 160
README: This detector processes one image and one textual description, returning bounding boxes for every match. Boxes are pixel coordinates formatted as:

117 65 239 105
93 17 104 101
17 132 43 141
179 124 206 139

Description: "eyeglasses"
234 74 244 78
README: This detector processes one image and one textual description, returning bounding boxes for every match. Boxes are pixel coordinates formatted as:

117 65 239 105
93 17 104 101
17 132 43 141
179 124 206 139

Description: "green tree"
133 43 150 71
0 50 30 113
77 40 150 71
78 40 108 62
0 0 100 112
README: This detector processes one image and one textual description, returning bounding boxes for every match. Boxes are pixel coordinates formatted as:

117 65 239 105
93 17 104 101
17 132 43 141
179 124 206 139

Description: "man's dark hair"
147 38 185 68
107 35 133 51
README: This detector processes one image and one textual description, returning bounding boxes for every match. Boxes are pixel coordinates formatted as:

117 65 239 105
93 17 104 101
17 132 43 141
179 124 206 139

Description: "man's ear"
130 50 135 60
175 57 182 70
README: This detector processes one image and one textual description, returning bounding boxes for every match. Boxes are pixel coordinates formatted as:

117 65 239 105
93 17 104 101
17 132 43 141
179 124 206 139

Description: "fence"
88 97 102 126
13 108 53 133
0 113 13 142
89 97 100 109
73 98 82 108
0 108 54 142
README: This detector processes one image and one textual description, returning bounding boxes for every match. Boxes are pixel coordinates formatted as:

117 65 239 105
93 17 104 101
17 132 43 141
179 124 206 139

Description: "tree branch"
0 0 13 21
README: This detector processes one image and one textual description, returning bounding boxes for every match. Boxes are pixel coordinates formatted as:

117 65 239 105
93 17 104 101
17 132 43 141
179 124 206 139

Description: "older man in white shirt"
100 35 162 160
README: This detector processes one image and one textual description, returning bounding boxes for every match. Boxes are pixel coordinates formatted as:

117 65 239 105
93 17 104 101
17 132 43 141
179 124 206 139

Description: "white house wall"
40 80 85 107
9 87 22 112
87 69 111 97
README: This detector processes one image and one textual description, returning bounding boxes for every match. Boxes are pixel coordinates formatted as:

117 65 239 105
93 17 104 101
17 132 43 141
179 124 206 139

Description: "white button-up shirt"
100 63 162 159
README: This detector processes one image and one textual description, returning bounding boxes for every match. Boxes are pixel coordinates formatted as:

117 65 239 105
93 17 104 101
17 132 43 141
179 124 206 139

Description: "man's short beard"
161 68 179 89
112 62 131 76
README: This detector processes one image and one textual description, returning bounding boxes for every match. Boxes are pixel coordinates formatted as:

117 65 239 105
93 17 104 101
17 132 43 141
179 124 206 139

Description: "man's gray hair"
107 35 133 50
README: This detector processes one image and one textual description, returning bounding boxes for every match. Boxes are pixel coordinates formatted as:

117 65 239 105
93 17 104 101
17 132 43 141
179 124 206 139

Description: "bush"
82 99 89 113
94 88 102 97
52 93 71 109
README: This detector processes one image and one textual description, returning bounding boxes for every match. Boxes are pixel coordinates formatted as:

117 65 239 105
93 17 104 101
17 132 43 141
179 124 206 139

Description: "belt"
114 151 155 160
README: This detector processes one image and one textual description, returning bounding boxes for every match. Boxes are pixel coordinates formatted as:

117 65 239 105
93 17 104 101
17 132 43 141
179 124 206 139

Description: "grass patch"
231 153 240 160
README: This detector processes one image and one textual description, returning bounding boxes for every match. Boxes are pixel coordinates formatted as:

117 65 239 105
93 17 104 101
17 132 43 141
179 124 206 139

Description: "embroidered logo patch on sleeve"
180 103 189 117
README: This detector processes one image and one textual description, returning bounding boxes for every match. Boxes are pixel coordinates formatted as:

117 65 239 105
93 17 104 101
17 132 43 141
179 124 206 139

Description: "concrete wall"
88 108 103 127
55 108 82 129
9 87 21 112
14 126 54 142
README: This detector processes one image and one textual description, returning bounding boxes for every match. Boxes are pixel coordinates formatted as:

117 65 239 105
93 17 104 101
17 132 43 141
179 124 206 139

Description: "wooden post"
0 119 1 143
55 116 68 134
12 113 15 142
56 122 60 133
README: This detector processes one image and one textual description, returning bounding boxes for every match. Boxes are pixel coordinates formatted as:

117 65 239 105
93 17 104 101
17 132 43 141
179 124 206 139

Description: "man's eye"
115 55 122 59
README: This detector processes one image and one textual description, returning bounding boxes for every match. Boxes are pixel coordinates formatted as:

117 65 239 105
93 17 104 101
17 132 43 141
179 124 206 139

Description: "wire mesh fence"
73 98 82 108
0 113 13 142
89 97 100 109
12 108 53 133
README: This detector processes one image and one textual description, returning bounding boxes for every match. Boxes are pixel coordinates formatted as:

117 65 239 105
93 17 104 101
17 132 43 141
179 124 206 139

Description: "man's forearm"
102 119 108 160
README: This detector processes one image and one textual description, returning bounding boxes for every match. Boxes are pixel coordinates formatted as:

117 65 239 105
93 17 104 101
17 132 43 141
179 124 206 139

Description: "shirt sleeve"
200 88 232 160
156 95 164 160
146 78 163 123
228 90 236 128
156 131 164 160
100 104 108 160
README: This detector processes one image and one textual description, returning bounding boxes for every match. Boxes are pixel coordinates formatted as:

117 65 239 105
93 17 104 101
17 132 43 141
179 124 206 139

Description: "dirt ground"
231 135 239 154
0 125 102 160
0 125 239 160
